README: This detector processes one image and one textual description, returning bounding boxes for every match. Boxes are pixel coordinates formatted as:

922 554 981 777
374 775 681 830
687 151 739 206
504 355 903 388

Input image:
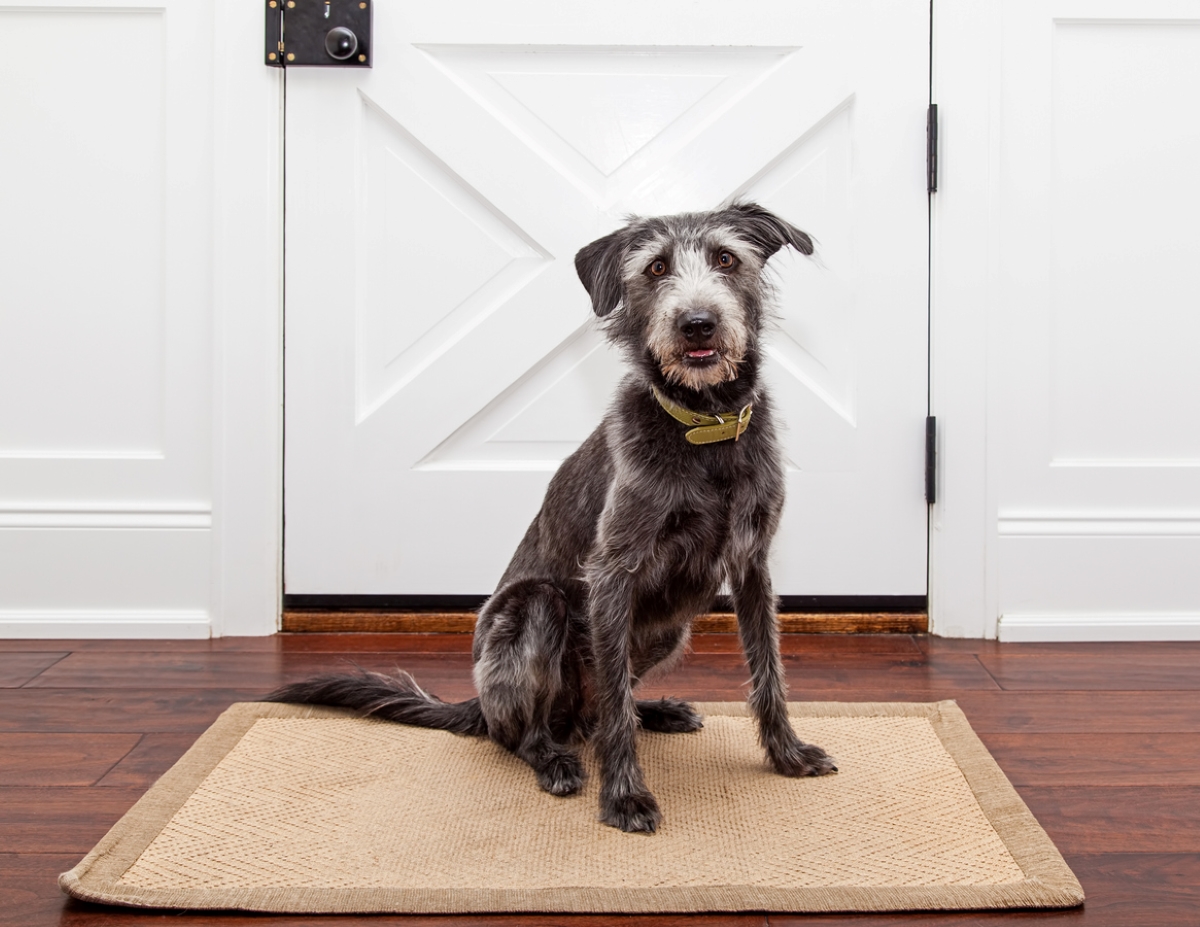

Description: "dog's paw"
637 698 704 733
770 740 838 777
599 790 663 834
536 752 585 796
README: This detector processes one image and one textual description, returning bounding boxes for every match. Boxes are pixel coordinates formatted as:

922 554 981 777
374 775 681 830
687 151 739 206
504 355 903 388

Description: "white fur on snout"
645 247 750 389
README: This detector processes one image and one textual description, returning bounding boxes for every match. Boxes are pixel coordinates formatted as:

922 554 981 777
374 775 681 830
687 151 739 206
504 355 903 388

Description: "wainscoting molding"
0 609 211 639
999 612 1200 642
0 504 211 530
997 513 1200 537
997 512 1200 641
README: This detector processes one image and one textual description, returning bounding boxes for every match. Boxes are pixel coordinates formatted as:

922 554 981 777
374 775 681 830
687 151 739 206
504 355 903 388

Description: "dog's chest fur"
500 374 783 633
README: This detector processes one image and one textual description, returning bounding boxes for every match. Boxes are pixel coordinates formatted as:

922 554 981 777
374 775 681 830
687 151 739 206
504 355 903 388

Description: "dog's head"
574 203 813 391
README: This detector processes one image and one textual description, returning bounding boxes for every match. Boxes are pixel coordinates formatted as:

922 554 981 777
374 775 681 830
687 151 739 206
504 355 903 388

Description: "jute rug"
60 701 1083 914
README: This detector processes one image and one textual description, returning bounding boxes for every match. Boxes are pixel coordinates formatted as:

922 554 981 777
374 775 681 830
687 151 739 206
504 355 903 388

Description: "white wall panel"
0 9 165 458
1049 22 1200 465
0 0 217 636
986 1 1200 639
0 528 210 609
999 533 1200 614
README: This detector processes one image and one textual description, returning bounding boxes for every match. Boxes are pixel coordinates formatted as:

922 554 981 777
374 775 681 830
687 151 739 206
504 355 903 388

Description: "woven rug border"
60 700 1084 914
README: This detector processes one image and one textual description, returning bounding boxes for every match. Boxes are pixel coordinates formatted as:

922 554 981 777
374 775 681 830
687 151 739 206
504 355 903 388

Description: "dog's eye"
717 251 737 270
649 259 668 277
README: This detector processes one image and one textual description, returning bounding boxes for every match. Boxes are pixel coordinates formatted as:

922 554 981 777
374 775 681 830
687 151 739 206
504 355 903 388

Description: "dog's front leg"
733 558 837 777
588 569 662 833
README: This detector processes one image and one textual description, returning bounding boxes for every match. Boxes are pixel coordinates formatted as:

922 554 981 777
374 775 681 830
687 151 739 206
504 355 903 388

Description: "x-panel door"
284 0 930 598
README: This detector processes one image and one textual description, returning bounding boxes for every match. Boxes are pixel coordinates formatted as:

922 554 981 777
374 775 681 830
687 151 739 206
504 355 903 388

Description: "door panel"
285 0 929 596
0 0 214 635
992 1 1200 633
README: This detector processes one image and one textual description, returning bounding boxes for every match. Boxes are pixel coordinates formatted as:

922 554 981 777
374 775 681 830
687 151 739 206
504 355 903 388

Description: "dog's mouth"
683 348 719 365
657 341 743 389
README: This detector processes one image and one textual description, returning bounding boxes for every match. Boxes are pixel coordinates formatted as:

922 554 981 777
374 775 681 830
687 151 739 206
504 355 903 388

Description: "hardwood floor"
2 633 1199 926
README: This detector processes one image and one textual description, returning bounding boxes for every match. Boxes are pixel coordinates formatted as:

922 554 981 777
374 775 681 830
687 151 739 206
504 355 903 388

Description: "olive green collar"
651 386 753 445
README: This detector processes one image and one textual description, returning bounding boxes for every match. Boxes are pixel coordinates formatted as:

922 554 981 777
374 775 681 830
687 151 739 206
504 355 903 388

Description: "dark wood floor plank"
0 638 275 653
0 787 146 854
95 734 199 789
1061 852 1200 924
1020 786 1200 854
781 653 1000 690
769 909 1081 926
979 733 1200 786
667 653 998 691
978 653 1200 691
273 632 476 653
0 634 471 654
769 854 1200 926
60 901 769 927
701 634 922 654
0 651 68 687
950 691 1200 734
919 637 1200 656
0 853 87 927
21 651 999 692
0 733 139 787
0 632 919 655
3 634 1197 657
0 688 269 733
55 911 769 927
20 652 468 690
245 632 917 656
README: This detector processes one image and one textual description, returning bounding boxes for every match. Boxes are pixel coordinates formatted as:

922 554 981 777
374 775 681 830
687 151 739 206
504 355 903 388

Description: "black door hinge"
926 104 938 193
925 415 937 504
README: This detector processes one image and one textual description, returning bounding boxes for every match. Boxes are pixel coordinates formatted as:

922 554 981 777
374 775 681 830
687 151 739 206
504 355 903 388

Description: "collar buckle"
651 387 754 445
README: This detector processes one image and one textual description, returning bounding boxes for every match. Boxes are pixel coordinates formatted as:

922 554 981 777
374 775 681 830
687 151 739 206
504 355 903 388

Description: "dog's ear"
574 228 631 318
724 202 814 259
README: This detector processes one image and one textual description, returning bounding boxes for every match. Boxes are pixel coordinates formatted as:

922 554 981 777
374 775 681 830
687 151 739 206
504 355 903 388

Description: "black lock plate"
265 0 372 68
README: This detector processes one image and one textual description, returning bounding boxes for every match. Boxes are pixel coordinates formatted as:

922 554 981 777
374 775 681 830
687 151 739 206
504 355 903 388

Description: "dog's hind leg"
632 625 703 733
474 581 585 796
636 698 703 733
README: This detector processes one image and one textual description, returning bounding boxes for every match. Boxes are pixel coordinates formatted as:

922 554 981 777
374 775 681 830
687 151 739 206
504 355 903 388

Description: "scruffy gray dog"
268 203 837 834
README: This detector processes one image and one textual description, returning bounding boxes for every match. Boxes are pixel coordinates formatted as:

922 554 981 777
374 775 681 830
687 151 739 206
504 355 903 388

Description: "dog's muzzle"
677 310 721 367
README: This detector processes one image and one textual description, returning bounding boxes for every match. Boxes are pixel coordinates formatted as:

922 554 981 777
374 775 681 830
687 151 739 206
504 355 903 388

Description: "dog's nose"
677 310 717 342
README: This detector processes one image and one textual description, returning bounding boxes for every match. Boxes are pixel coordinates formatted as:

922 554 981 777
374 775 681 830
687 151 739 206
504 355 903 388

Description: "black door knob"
325 26 358 60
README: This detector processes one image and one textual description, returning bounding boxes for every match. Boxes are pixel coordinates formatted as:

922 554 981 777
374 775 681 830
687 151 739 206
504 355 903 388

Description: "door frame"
213 0 995 638
926 0 1000 640
208 0 285 637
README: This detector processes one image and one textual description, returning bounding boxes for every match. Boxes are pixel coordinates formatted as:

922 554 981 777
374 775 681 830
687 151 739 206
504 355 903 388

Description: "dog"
267 202 837 834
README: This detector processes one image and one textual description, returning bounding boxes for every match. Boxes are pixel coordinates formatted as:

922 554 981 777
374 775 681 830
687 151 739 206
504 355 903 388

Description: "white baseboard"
0 609 211 639
998 612 1200 642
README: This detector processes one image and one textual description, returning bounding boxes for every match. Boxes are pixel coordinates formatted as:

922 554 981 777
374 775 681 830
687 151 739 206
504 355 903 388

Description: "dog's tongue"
687 349 716 358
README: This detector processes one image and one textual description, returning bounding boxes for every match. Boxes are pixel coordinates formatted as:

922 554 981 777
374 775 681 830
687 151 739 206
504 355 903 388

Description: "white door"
284 0 930 599
0 0 216 637
989 0 1200 639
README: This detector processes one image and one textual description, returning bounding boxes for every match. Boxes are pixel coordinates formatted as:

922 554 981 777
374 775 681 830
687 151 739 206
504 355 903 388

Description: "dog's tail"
264 669 487 736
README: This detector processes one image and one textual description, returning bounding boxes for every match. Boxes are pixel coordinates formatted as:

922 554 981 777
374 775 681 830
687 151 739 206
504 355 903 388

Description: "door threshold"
280 611 928 634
